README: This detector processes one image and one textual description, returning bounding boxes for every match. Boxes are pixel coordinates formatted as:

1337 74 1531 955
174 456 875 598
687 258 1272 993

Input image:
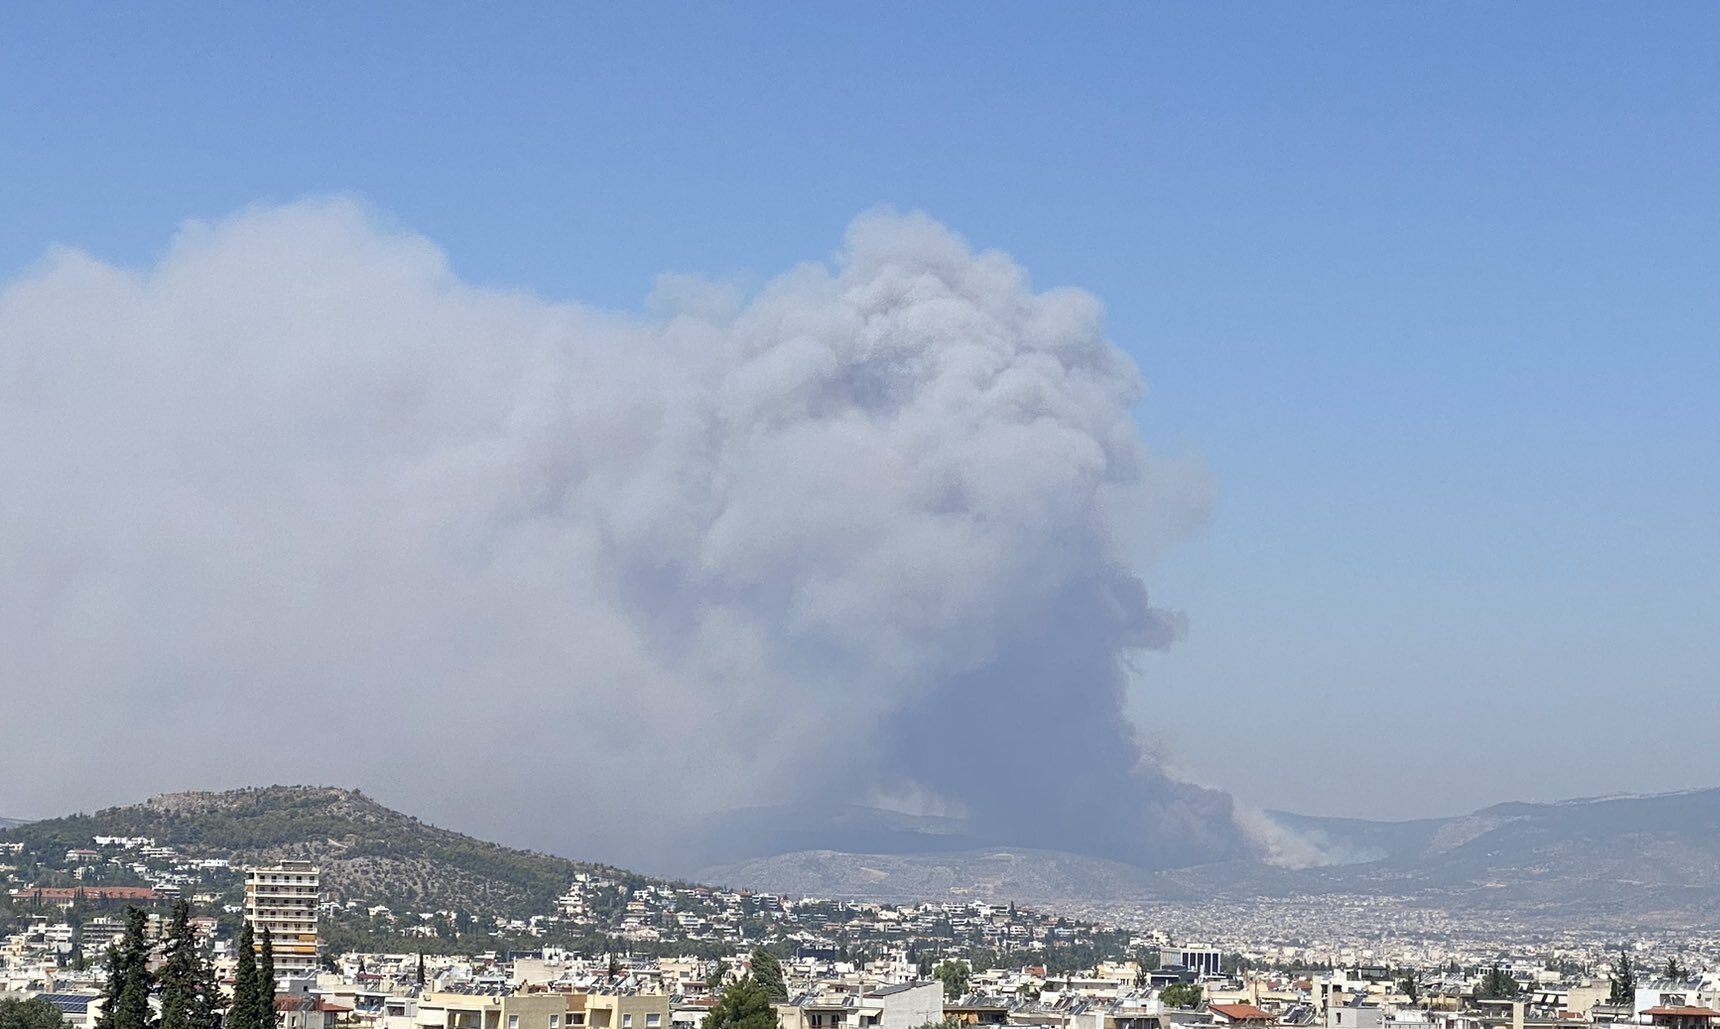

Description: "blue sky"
5 4 1717 821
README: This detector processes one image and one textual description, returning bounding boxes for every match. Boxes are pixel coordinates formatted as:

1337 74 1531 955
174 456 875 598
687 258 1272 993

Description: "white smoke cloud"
0 198 1226 868
1230 807 1387 870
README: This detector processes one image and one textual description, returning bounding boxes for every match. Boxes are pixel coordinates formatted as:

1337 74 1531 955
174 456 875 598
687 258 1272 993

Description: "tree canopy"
0 998 67 1029
256 928 278 1029
1610 953 1637 1005
750 949 787 1002
94 906 152 1029
159 900 219 1029
702 977 777 1029
1478 965 1521 1000
934 960 970 1001
1159 983 1203 1009
232 921 260 1029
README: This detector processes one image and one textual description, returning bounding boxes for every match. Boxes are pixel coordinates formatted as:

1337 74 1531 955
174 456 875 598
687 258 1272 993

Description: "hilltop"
0 787 1139 967
0 786 651 928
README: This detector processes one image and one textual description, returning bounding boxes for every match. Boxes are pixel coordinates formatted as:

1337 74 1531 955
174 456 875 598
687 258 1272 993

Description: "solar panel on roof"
36 994 94 1013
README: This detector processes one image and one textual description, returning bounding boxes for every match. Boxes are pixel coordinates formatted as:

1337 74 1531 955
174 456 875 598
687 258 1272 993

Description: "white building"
1161 947 1224 979
244 860 320 976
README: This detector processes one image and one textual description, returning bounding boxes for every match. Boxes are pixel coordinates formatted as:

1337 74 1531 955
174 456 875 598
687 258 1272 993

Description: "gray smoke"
0 199 1246 869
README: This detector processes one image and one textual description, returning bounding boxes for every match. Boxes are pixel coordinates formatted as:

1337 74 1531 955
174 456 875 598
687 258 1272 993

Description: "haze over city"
2 5 1717 876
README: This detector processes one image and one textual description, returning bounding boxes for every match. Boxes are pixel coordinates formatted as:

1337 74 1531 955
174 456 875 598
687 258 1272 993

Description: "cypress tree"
231 922 258 1029
1610 952 1636 1006
189 919 219 1029
160 901 218 1029
160 902 194 1029
255 928 277 1029
113 907 152 1029
94 944 124 1029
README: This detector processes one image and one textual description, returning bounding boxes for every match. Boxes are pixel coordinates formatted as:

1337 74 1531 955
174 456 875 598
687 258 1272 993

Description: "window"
509 1017 520 1029
646 1017 661 1028
623 1017 633 1028
551 1017 561 1028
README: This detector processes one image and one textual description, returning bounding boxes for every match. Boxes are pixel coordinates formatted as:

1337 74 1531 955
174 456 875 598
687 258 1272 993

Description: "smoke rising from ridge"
0 199 1246 868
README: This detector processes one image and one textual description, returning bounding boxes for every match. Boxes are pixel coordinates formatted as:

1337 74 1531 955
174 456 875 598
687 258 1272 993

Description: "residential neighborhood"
6 835 1720 1029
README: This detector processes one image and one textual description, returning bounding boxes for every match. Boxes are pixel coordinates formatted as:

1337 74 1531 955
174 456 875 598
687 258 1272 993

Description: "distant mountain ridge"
697 786 1720 926
0 817 26 830
11 784 1720 930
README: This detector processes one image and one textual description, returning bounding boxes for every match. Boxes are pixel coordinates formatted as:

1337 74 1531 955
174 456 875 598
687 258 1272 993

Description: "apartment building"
417 992 569 1029
577 992 672 1029
244 860 320 976
778 983 942 1029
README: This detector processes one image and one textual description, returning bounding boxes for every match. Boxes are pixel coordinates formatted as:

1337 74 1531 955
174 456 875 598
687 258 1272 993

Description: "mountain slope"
702 787 1720 924
0 786 647 920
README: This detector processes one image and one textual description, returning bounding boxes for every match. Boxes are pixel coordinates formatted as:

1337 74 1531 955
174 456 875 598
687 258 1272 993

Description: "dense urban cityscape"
6 816 1720 1029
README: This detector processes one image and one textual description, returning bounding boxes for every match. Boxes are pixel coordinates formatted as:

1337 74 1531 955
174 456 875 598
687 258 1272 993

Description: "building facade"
244 860 320 976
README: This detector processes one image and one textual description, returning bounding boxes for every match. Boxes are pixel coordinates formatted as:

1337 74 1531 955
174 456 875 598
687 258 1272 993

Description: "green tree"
94 944 125 1029
97 906 153 1029
159 900 219 1029
231 921 259 1029
701 977 776 1029
1398 974 1420 1006
256 928 277 1029
0 997 67 1029
1134 951 1159 990
1159 983 1203 1009
1478 965 1520 1000
1666 957 1686 981
750 949 787 1002
934 961 970 1001
1610 953 1636 1006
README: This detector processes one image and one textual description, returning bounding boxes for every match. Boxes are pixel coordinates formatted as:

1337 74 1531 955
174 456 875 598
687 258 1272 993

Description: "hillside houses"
10 827 1720 1029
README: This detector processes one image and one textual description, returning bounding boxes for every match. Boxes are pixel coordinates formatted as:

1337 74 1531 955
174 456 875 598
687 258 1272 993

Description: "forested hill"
0 787 1141 968
0 786 651 926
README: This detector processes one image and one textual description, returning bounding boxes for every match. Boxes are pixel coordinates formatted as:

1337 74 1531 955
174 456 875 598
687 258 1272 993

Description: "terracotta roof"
275 997 352 1013
10 886 161 901
1645 1008 1720 1019
1210 1003 1276 1022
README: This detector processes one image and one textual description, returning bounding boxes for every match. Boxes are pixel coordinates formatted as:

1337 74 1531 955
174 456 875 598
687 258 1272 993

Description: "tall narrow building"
243 860 320 976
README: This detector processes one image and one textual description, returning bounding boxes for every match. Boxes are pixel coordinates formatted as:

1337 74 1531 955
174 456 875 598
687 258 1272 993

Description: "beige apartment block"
243 860 320 976
573 994 671 1029
418 992 570 1029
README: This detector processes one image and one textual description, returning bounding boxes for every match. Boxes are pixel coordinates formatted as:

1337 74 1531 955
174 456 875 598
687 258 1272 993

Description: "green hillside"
0 786 649 935
1 788 1161 969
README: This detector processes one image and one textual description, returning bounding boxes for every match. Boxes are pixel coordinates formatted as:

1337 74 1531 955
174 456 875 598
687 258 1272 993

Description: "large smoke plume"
0 199 1247 869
